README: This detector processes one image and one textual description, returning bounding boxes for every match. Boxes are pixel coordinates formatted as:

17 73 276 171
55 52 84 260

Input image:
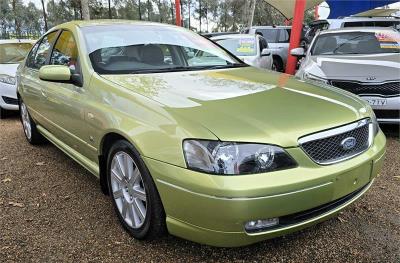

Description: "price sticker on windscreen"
375 31 400 50
236 39 255 53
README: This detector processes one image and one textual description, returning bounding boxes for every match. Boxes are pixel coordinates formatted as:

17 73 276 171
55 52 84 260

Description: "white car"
0 39 35 118
293 27 400 124
211 34 273 70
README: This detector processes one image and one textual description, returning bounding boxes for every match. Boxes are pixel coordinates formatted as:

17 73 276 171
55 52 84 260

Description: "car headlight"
371 110 380 137
0 74 16 85
303 72 328 84
183 140 297 175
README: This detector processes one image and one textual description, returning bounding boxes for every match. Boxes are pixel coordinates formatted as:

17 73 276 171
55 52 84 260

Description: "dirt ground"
0 115 399 263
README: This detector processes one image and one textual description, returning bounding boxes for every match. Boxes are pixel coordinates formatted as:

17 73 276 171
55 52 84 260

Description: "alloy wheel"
20 102 32 140
110 151 147 229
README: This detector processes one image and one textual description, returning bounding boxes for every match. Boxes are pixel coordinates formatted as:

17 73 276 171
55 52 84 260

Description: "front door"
41 30 94 160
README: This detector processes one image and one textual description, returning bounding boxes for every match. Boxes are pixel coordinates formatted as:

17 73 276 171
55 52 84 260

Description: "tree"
81 0 90 19
41 0 48 31
108 0 112 19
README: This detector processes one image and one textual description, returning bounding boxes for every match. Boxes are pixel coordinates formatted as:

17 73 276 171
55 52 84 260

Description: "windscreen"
0 43 33 64
215 38 257 56
82 24 245 74
311 31 400 55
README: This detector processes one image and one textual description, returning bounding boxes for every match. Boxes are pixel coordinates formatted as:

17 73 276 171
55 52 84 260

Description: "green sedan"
17 20 386 247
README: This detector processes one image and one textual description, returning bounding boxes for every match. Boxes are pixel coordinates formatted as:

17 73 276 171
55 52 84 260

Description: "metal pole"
285 0 306 75
175 0 182 26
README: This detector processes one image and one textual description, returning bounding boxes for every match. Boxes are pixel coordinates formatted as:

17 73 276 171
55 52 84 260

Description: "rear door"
19 31 59 127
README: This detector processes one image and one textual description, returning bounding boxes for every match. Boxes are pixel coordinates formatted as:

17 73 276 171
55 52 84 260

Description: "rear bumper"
144 131 386 247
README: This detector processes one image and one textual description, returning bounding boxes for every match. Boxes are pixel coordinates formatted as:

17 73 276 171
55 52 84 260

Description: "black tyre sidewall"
106 140 165 240
0 107 7 119
273 58 283 72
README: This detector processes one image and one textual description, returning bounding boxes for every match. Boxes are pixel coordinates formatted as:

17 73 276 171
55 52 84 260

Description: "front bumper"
0 82 18 110
359 95 400 124
144 131 386 247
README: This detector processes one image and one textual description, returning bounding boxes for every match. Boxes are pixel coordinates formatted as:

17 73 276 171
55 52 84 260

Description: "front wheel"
107 140 166 240
272 58 283 72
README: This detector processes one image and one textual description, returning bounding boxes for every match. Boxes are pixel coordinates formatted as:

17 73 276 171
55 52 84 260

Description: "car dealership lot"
0 116 399 262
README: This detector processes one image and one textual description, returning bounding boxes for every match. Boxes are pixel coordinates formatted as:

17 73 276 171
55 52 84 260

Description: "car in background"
17 20 386 247
211 34 273 70
293 27 400 124
0 39 35 118
242 26 291 72
202 32 239 38
302 16 400 47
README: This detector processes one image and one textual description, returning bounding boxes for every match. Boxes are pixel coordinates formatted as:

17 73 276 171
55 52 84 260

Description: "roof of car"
329 16 400 22
210 34 257 40
0 39 36 44
53 19 174 29
249 26 291 29
319 27 398 35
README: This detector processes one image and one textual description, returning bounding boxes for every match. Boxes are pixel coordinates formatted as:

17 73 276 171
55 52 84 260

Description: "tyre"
106 140 166 240
0 107 8 119
272 57 283 72
19 100 45 144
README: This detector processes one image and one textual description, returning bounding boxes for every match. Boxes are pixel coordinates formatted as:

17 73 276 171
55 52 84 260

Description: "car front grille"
299 119 371 165
2 96 18 105
330 81 400 97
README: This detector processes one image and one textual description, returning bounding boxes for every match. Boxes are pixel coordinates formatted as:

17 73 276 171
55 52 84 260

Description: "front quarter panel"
87 73 218 167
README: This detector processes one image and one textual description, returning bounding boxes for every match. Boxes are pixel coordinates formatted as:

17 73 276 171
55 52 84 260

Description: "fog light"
245 218 279 232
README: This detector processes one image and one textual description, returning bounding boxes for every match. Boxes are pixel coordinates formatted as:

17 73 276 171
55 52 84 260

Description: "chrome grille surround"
299 119 373 165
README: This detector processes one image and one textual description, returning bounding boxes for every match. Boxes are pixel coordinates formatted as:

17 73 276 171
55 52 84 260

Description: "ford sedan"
17 21 386 247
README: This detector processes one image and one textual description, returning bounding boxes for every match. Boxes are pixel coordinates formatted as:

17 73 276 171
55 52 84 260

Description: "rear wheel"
107 140 166 240
19 100 45 144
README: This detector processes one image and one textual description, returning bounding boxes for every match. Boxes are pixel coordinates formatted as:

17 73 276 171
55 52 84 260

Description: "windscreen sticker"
375 31 400 49
236 39 255 53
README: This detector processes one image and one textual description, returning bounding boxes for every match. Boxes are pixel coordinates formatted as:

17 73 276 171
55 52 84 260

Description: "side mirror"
261 48 271 56
290 47 305 57
39 65 71 82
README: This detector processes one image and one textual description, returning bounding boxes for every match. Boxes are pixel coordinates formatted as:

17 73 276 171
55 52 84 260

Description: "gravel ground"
1 115 399 263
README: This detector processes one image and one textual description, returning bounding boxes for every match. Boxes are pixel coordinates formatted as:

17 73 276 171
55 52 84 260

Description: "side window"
278 29 290 43
50 30 79 72
26 42 40 68
32 31 58 69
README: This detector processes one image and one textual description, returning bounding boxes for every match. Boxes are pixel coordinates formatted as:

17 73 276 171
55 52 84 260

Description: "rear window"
255 29 279 43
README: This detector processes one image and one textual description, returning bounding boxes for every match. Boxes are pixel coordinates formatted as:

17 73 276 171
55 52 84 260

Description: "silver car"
211 34 273 70
242 26 291 72
293 27 400 124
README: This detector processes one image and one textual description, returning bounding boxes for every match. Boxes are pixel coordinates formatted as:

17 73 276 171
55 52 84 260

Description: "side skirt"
37 125 100 178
